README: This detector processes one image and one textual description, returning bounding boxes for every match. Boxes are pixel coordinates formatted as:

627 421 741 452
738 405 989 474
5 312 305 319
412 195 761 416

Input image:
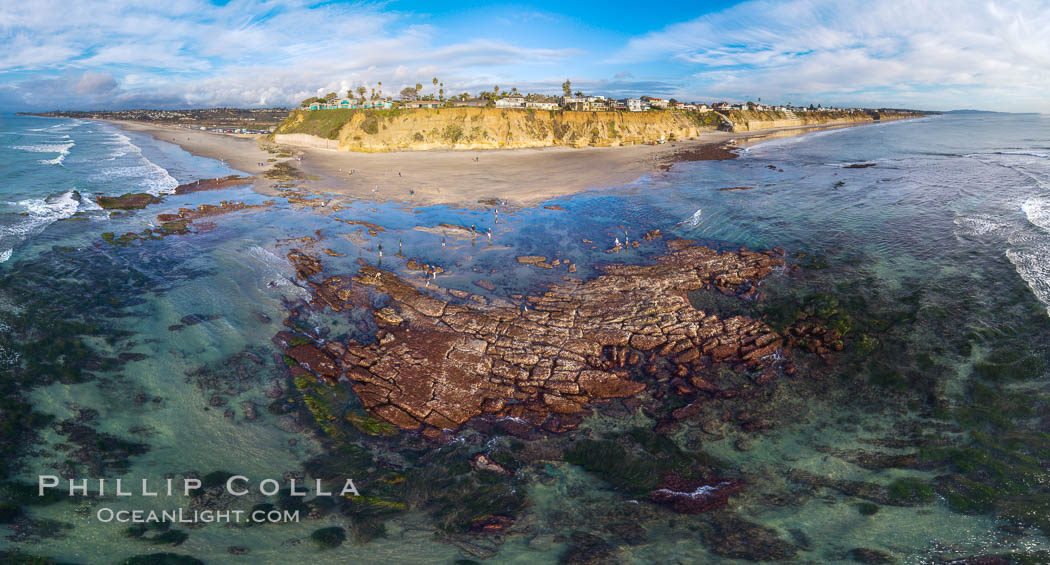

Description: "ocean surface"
1 112 1049 564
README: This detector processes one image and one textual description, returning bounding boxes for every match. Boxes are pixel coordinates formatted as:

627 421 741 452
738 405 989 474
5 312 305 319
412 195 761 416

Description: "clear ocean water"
2 112 1050 564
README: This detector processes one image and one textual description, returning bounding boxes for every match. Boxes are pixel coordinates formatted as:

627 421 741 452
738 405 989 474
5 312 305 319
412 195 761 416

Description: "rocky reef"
173 175 254 194
277 240 790 435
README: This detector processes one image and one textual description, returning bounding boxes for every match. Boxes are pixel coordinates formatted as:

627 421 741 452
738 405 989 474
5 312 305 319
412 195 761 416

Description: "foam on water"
0 191 82 256
102 130 134 160
93 133 178 194
681 207 703 227
1007 248 1050 316
0 248 11 263
954 215 1007 236
10 140 74 165
1022 196 1050 232
10 142 74 153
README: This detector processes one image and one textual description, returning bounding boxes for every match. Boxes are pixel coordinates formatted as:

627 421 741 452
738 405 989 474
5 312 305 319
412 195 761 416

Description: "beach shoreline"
103 117 917 208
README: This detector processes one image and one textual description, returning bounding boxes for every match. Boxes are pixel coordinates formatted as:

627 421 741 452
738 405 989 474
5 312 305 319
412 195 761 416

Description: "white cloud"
3 0 1047 111
0 0 579 109
617 0 1050 111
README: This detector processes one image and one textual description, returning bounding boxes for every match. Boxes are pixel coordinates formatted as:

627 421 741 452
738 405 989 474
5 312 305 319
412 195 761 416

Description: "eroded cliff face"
274 108 923 152
726 109 918 132
275 108 721 152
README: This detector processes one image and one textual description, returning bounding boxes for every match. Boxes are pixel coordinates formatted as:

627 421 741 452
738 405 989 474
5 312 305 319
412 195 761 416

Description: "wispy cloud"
617 0 1050 110
1 0 1047 111
0 0 580 109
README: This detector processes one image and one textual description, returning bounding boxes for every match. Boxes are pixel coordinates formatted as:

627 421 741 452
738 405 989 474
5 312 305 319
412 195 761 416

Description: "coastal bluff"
725 108 919 132
274 107 721 152
273 107 922 153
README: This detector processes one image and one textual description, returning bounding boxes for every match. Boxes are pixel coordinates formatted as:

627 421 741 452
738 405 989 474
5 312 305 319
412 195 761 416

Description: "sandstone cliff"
275 108 725 152
725 109 918 132
274 107 922 152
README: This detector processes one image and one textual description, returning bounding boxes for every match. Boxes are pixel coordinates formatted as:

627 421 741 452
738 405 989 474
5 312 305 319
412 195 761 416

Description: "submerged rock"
648 472 744 514
699 513 798 561
560 531 616 565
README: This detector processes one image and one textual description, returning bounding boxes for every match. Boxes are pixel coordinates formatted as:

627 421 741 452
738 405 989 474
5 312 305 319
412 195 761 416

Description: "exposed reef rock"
174 175 254 194
96 193 163 210
279 240 789 434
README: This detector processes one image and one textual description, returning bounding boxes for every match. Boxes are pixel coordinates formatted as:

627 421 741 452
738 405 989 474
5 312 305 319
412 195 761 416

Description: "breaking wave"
1008 248 1050 317
681 208 703 227
1022 196 1050 232
10 141 75 166
93 133 177 194
10 142 74 153
0 191 83 258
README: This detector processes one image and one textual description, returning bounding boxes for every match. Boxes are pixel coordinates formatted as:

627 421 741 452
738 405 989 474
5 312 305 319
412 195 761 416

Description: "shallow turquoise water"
2 113 1050 564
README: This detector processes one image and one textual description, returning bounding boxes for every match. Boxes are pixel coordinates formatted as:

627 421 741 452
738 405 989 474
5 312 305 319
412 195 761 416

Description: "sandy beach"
108 118 900 208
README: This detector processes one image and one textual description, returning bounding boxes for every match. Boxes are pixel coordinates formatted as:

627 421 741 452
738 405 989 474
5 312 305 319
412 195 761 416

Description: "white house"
626 98 650 112
495 96 526 108
525 101 559 110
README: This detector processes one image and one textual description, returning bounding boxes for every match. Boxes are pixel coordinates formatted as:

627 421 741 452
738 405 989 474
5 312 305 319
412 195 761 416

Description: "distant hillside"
274 107 725 152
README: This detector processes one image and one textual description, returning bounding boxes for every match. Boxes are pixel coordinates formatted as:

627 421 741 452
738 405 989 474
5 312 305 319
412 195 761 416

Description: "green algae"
310 526 347 549
563 427 724 496
886 478 935 504
96 193 163 210
345 409 399 437
855 502 880 516
0 552 81 565
201 471 236 489
564 440 661 494
118 554 204 565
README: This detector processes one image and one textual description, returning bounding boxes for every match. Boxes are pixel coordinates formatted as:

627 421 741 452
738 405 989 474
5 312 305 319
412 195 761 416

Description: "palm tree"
415 83 423 96
562 79 572 97
432 77 438 87
494 85 499 96
357 86 367 101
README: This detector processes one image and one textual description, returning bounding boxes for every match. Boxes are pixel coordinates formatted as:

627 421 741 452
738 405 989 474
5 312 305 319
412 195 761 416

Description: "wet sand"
106 118 904 208
109 120 273 175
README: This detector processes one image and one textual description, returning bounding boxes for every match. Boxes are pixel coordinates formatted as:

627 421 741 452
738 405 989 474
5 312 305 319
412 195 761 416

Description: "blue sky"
1 0 1048 112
